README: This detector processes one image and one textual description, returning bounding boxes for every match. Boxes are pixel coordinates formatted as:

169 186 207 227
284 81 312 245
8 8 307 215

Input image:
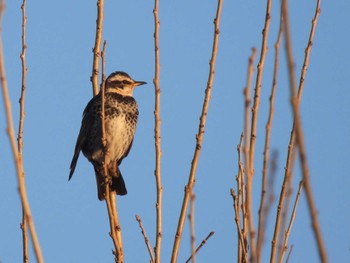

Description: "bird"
69 71 146 201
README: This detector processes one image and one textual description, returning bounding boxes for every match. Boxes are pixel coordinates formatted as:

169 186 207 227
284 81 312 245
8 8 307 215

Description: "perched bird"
69 71 146 200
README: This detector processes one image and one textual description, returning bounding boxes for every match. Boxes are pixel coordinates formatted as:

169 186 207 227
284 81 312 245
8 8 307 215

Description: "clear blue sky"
1 0 349 262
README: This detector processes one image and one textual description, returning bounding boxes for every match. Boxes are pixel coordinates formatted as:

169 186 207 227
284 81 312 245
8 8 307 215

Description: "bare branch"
91 0 104 96
188 194 196 263
242 47 257 263
246 0 273 260
243 47 256 173
135 215 155 263
285 244 294 263
18 0 28 261
256 7 283 261
152 1 163 262
185 232 215 263
231 134 248 262
171 1 223 261
0 3 43 262
282 0 327 262
100 41 124 263
278 181 303 263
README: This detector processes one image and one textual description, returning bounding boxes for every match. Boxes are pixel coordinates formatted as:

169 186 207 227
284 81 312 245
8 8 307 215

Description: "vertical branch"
242 48 256 262
256 7 283 261
243 47 257 176
18 0 27 152
0 3 44 263
249 0 272 171
153 1 163 262
282 0 327 262
91 0 104 96
101 42 124 263
171 1 223 262
246 0 272 261
18 0 28 262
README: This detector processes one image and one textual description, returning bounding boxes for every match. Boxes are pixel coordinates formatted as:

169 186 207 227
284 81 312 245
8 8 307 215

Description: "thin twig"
135 215 155 263
18 0 27 152
188 194 196 263
277 171 293 262
243 47 256 179
256 7 283 261
185 232 215 263
247 0 272 261
91 0 104 96
232 134 248 262
243 48 257 168
278 181 303 263
18 0 28 262
269 4 294 262
152 1 163 262
282 0 327 262
0 3 43 262
231 189 248 263
270 134 296 262
170 1 223 262
285 244 293 263
242 48 257 263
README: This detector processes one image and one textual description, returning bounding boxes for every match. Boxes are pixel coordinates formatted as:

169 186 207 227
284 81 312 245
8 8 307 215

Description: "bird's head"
104 71 146 96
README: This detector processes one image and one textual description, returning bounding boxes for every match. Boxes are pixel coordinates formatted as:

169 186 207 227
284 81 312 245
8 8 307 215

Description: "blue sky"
1 0 349 262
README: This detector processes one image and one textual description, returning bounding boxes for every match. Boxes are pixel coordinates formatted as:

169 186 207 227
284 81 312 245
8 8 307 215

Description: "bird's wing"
68 95 100 180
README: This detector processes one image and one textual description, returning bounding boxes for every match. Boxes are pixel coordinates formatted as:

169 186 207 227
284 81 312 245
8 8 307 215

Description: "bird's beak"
134 81 147 87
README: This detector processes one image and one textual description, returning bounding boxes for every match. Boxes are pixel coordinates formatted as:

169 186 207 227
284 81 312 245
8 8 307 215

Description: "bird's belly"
90 115 133 164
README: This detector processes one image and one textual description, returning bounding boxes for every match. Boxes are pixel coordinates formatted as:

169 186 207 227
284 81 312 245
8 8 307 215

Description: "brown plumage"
69 71 146 200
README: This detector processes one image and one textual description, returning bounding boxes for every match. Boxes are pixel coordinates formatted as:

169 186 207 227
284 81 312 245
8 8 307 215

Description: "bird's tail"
94 165 127 201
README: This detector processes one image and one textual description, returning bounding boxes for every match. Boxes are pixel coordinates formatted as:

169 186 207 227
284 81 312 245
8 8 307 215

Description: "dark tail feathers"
94 165 127 201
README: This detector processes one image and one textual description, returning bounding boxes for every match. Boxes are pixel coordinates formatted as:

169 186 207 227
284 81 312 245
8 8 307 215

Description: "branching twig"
135 215 155 263
0 3 43 262
185 232 215 263
230 133 248 263
91 0 104 96
231 189 248 263
282 0 327 262
170 1 223 262
153 1 163 262
278 181 303 263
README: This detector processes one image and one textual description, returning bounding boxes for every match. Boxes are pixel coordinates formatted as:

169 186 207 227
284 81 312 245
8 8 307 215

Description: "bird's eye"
109 80 121 86
122 80 130 84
